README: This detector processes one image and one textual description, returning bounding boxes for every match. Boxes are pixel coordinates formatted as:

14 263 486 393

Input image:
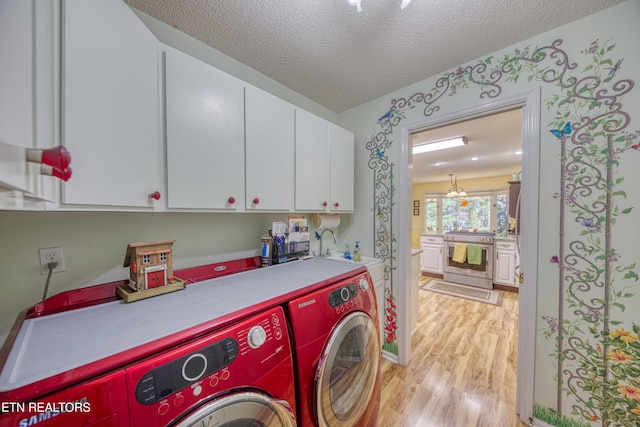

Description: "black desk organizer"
272 240 309 264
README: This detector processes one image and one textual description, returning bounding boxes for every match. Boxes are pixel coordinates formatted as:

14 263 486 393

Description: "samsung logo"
298 299 316 309
213 265 227 272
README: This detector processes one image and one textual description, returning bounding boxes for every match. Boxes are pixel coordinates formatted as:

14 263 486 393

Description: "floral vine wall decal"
365 37 638 424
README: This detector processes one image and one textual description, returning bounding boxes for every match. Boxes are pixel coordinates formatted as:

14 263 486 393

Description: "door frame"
396 87 540 424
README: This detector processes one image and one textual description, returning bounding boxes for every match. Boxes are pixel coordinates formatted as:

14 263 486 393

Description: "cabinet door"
494 250 515 285
295 109 329 211
420 245 443 274
329 125 354 212
62 0 162 208
165 49 245 210
0 0 56 205
245 86 294 211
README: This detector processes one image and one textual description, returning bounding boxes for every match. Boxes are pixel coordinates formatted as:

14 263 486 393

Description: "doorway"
395 88 540 424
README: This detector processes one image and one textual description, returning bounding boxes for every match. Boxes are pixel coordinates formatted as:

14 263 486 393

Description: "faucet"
318 229 337 256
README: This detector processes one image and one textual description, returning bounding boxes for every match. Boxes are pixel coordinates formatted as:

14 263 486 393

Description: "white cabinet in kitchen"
329 124 355 212
420 235 444 275
164 48 245 210
494 239 517 286
295 110 330 211
61 0 162 209
0 0 57 207
245 86 294 211
294 110 354 213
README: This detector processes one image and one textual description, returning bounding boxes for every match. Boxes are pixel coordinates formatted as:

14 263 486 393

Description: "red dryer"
286 270 381 427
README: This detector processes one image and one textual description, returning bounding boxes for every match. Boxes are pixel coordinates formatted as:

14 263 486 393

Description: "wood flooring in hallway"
378 275 528 427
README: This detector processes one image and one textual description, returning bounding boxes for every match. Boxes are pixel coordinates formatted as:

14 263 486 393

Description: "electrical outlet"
39 247 66 275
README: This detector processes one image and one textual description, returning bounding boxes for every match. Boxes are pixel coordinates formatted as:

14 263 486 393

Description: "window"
160 252 167 262
442 195 490 232
424 198 438 232
424 190 509 235
142 254 151 264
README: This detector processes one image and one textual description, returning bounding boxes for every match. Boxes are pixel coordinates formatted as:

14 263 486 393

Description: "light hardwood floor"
378 275 528 427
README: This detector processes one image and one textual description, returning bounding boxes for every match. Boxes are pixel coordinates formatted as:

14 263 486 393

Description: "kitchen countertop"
0 257 366 397
495 235 519 241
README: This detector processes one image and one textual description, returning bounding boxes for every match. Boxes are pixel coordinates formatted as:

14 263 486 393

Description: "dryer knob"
359 278 369 290
247 326 267 349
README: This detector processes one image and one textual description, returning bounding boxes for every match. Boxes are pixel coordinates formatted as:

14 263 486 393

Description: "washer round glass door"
315 311 381 427
173 391 295 427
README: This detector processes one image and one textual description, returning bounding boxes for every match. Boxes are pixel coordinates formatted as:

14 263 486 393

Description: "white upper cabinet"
164 48 245 210
0 0 57 207
245 86 294 211
294 110 354 213
295 110 330 211
329 124 354 212
61 0 162 209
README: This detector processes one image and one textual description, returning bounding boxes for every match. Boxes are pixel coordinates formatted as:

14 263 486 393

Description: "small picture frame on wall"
413 208 420 216
413 200 420 208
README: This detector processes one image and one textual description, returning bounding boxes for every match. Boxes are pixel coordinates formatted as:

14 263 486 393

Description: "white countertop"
0 257 364 393
495 235 519 241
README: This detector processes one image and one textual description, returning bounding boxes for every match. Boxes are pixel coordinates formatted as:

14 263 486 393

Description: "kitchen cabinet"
0 0 57 207
245 86 294 211
494 239 517 286
294 110 354 213
164 48 245 210
329 124 355 212
294 110 330 211
61 0 162 209
420 235 444 275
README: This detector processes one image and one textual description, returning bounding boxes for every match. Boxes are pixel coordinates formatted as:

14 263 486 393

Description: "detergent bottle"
343 244 352 260
353 241 361 262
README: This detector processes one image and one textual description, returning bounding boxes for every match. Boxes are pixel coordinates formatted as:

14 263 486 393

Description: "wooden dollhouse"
118 240 184 302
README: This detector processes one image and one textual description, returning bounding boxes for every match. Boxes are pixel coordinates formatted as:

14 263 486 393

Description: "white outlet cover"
39 247 66 274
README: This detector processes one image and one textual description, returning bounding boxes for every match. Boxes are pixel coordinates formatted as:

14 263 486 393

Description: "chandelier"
347 0 412 12
446 174 467 198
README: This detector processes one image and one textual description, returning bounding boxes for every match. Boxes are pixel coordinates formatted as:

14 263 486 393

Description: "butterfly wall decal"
550 122 572 139
605 58 623 77
375 148 385 158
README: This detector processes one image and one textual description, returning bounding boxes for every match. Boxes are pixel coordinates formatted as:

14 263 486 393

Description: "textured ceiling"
124 0 624 113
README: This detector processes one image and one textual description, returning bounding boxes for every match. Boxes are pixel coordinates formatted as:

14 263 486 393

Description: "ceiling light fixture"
446 173 467 198
412 136 467 155
347 0 412 12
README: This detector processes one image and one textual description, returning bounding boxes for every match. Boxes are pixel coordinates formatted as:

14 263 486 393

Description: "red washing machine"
0 305 296 427
125 305 296 426
286 270 381 427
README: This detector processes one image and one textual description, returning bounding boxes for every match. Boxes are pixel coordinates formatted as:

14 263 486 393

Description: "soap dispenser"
343 244 352 260
353 241 361 262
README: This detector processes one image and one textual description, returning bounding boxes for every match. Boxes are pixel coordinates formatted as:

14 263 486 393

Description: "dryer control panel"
328 282 359 307
125 306 294 426
135 338 238 405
